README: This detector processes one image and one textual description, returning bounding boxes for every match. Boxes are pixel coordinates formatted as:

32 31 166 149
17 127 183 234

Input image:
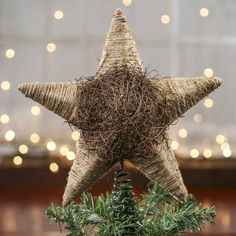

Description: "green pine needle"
46 185 216 236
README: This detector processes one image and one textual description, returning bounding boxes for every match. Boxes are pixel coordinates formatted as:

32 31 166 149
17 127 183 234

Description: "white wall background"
0 0 235 158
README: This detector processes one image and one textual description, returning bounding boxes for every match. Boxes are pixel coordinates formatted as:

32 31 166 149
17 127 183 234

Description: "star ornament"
19 9 222 206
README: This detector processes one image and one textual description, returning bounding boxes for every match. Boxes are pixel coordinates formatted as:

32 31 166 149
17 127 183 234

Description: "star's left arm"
19 82 81 125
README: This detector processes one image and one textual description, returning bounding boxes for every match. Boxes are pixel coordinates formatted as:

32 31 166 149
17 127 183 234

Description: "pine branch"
46 186 216 236
142 195 216 236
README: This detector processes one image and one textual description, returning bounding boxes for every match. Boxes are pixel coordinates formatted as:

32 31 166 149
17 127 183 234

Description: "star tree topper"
19 9 222 206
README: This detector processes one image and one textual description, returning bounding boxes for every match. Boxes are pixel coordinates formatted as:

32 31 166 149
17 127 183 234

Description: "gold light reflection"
221 143 230 151
216 134 226 144
19 144 28 154
178 128 188 139
5 130 15 141
200 8 209 17
190 149 199 158
0 114 10 124
31 106 40 116
5 49 15 58
59 146 69 156
47 141 56 151
13 156 23 166
204 68 213 77
223 149 232 158
30 133 40 143
71 131 80 141
203 149 212 158
46 43 56 53
66 151 75 160
122 0 132 6
54 10 64 19
49 163 59 173
204 98 213 108
161 15 170 24
1 81 11 91
170 140 179 150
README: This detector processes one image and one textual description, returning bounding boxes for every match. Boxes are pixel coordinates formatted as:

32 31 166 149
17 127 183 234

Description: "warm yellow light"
5 130 15 141
31 105 40 116
178 128 188 139
223 149 232 158
5 49 15 58
49 162 59 173
1 81 11 91
122 0 132 6
54 10 64 19
161 15 170 24
190 149 199 158
13 156 23 166
30 133 40 143
19 144 28 154
170 140 179 150
71 131 80 141
59 146 69 156
204 98 213 108
204 68 213 77
46 43 56 53
200 8 209 17
193 113 203 123
66 151 75 160
216 134 225 144
221 143 230 151
0 114 10 124
203 149 212 158
47 141 56 151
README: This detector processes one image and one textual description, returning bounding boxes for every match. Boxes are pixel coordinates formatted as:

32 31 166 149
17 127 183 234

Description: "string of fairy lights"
0 1 232 174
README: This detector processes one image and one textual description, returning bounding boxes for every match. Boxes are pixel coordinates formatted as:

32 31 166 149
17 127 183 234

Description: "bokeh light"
46 43 56 53
5 130 15 141
49 163 59 173
203 149 212 158
170 140 179 150
178 128 188 139
0 114 10 124
66 151 75 160
47 141 56 151
13 156 23 166
19 144 29 154
204 98 214 108
204 68 214 77
161 15 170 24
200 8 209 17
31 106 40 116
59 146 69 156
1 81 11 91
71 131 80 141
122 0 132 6
190 149 199 158
54 10 64 19
5 49 15 58
30 133 40 143
216 134 226 144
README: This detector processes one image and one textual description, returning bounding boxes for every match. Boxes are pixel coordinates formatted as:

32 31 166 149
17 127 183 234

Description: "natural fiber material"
151 76 222 123
98 9 143 75
18 9 223 206
18 82 80 125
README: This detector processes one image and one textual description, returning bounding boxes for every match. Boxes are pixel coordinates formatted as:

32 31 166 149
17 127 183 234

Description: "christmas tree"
19 9 222 235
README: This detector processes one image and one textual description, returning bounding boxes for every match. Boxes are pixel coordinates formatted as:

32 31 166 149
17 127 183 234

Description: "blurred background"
0 0 236 235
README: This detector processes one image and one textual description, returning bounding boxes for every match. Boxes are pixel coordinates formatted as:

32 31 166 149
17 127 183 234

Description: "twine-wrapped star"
19 9 222 206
